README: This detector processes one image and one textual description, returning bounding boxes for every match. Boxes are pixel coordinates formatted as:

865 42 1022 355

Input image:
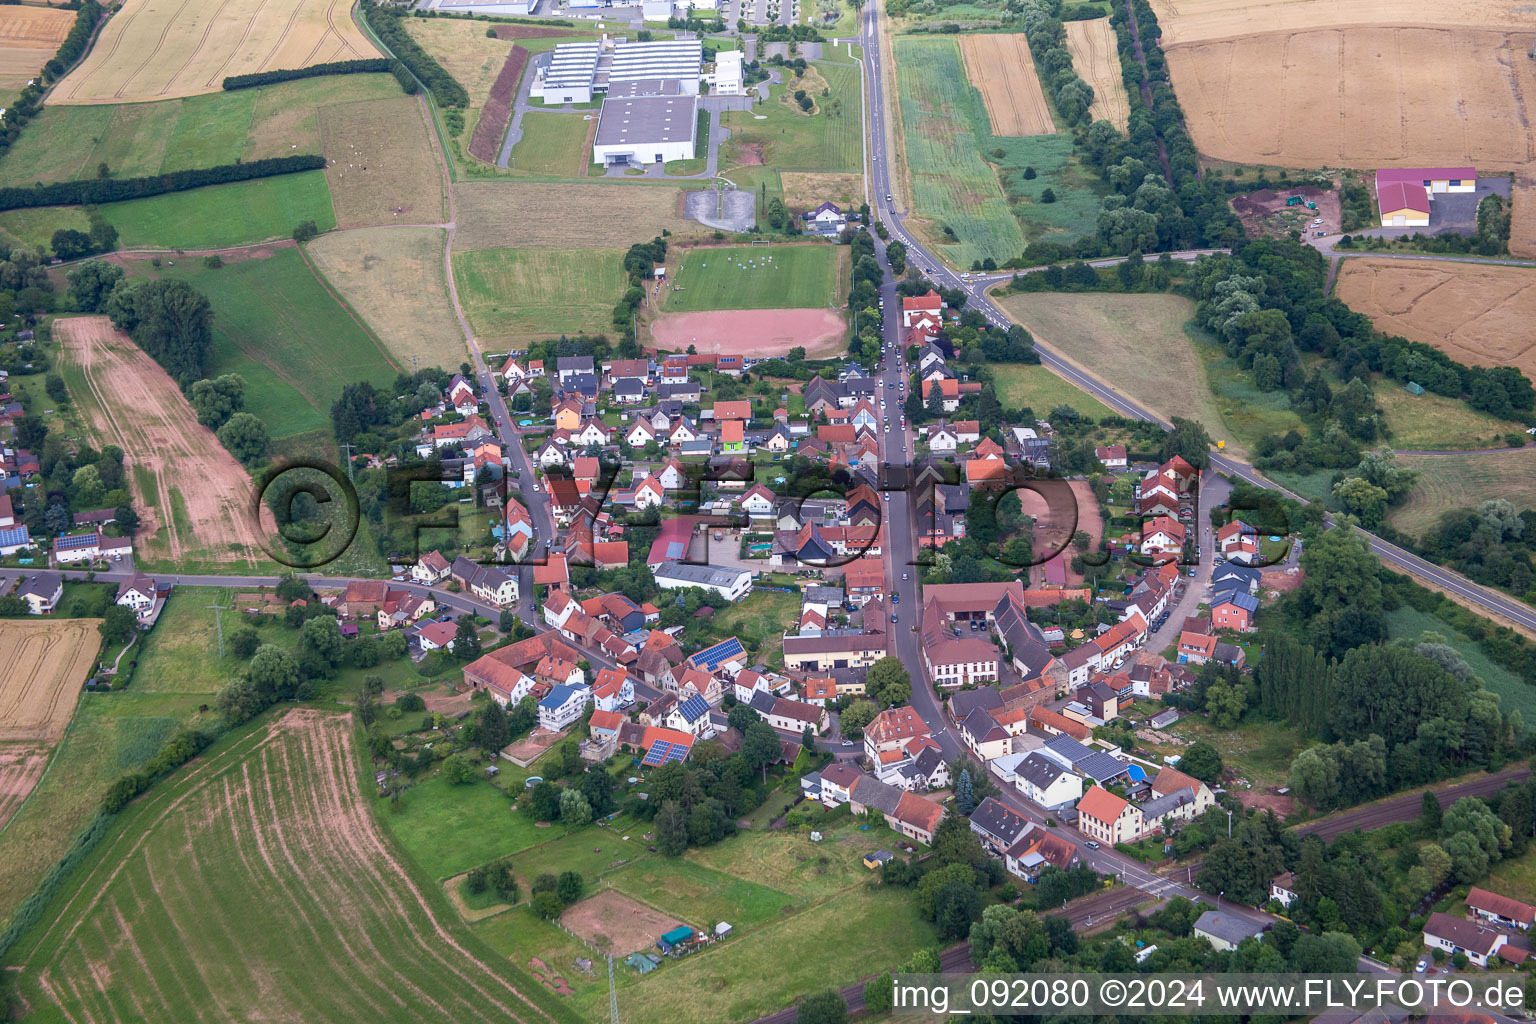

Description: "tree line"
363 4 470 109
0 154 325 212
223 58 413 92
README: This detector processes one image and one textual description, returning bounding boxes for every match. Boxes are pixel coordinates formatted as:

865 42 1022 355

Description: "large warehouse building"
592 79 697 166
1374 167 1476 227
531 37 702 104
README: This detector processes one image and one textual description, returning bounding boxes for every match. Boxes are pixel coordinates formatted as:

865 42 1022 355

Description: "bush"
396 692 425 712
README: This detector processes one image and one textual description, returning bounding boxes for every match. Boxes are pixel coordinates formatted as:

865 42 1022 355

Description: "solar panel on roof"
55 533 98 550
642 742 671 766
663 744 688 764
694 637 744 669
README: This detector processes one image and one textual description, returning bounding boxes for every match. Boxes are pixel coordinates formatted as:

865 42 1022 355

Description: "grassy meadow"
664 244 841 311
0 173 337 252
508 112 593 176
452 246 627 345
0 75 405 186
992 362 1117 419
306 226 467 370
720 57 863 177
1387 450 1536 539
124 248 399 437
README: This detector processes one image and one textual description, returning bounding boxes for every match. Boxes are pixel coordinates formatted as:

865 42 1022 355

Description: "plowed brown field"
562 889 685 955
1333 258 1536 379
57 316 266 567
0 743 48 829
1164 25 1536 167
648 308 846 358
957 33 1054 137
1065 19 1129 129
0 618 100 745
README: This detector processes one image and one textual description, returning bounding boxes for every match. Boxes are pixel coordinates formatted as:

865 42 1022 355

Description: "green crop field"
719 57 863 175
0 75 404 187
991 362 1117 420
127 248 398 437
892 36 1102 267
508 112 593 176
0 172 337 252
452 246 627 345
663 244 841 311
10 709 580 1024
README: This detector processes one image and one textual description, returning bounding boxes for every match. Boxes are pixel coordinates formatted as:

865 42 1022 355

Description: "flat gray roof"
594 95 697 148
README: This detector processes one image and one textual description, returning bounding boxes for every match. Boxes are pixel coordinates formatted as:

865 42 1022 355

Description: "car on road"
902 573 909 581
1085 840 1100 850
1188 568 1196 577
891 613 899 623
886 194 893 202
882 492 889 501
891 593 899 604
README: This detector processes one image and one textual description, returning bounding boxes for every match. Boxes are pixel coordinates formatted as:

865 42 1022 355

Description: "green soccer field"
662 244 841 311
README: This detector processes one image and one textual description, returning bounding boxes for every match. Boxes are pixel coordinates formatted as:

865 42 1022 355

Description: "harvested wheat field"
1065 19 1129 130
1165 26 1536 166
54 0 376 103
0 6 74 97
1511 176 1536 259
1149 0 1517 47
307 226 467 369
649 308 847 358
0 743 48 829
19 710 570 1024
1334 258 1536 379
0 618 100 744
561 888 685 956
958 33 1054 137
57 317 266 568
452 182 691 252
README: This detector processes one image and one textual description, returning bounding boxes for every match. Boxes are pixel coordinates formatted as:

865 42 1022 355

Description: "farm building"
592 81 698 167
1374 167 1476 227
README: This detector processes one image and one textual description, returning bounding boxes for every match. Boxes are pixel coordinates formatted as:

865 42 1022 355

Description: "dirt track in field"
0 744 48 830
648 308 847 358
561 888 684 956
957 33 1054 137
56 316 265 566
1065 19 1129 130
0 619 101 745
1333 258 1536 379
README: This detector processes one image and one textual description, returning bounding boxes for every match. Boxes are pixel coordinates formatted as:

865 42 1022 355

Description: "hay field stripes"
1333 257 1536 379
1065 19 1129 129
1165 26 1536 167
1388 449 1536 539
23 710 571 1024
55 0 376 103
0 619 101 744
957 33 1054 137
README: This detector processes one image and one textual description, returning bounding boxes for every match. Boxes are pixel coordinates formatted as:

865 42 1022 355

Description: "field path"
56 317 266 567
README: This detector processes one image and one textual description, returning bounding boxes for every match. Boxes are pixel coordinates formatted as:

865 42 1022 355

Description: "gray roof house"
1194 911 1265 952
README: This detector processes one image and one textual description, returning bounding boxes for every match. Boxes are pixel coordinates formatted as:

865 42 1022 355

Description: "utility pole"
207 602 229 658
608 955 619 1024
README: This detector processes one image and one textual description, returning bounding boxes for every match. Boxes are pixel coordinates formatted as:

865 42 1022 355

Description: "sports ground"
661 245 841 312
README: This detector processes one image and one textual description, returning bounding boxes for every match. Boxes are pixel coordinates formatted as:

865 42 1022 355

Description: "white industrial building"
530 42 603 104
532 37 703 105
652 560 752 601
429 0 530 13
707 49 743 95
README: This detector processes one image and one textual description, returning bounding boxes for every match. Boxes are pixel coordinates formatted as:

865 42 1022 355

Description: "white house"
468 566 519 608
114 573 158 622
411 550 452 585
14 573 61 614
626 419 656 447
740 485 776 519
1423 913 1508 967
537 683 592 731
925 425 957 453
1014 751 1083 810
1270 872 1297 909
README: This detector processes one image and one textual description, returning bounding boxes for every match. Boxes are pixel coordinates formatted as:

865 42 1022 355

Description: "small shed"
714 921 732 938
1404 381 1425 396
624 952 660 974
863 850 894 870
657 925 694 954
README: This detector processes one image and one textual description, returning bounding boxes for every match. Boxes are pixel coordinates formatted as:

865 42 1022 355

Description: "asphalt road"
850 2 1536 640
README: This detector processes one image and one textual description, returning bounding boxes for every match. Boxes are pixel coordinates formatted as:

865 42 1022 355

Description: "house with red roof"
901 290 942 327
1077 786 1144 845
